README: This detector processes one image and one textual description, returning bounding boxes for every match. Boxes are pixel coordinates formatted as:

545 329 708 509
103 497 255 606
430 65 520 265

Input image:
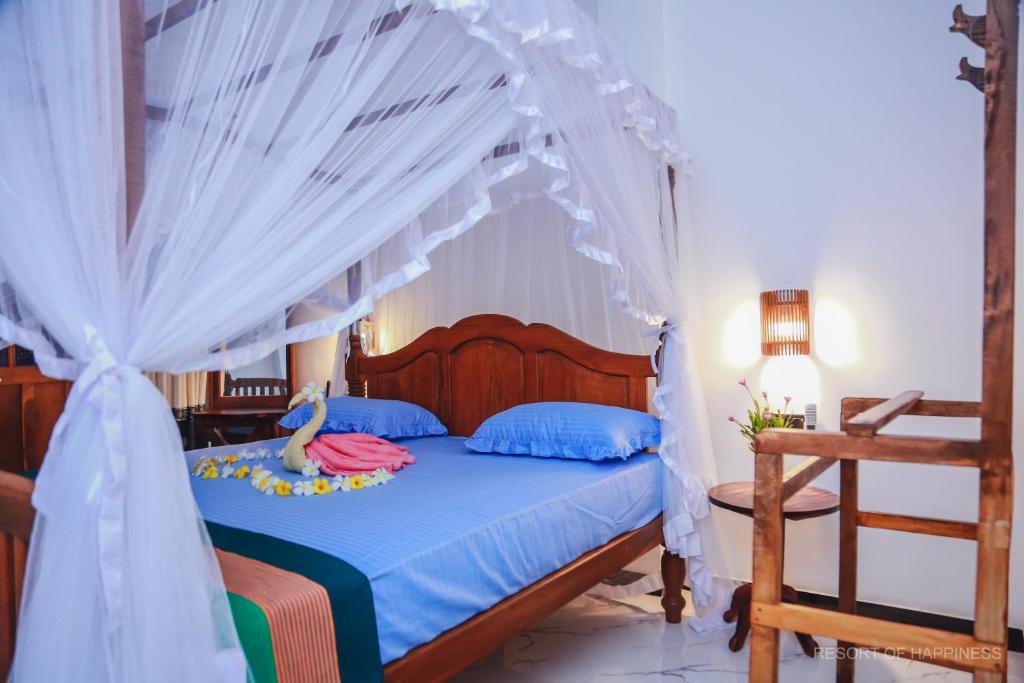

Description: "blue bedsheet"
187 436 662 664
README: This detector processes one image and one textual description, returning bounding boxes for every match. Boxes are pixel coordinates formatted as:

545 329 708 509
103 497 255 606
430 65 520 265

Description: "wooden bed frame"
0 314 684 681
345 314 654 436
345 314 682 681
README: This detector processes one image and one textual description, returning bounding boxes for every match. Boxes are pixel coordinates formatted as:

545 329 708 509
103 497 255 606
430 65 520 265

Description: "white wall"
587 0 1022 627
288 304 338 394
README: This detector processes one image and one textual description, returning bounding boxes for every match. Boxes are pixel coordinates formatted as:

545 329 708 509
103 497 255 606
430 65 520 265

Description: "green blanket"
208 521 384 683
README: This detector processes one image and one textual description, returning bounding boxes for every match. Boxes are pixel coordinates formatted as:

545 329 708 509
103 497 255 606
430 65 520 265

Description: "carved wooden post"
836 459 859 683
660 550 686 623
120 0 145 234
749 450 784 683
975 2 1017 682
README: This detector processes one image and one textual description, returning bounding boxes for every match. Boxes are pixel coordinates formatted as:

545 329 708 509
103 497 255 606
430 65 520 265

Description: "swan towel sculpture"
282 383 327 472
283 383 416 475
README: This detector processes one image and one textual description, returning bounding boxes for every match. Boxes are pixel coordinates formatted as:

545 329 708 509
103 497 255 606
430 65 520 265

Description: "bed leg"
660 549 686 623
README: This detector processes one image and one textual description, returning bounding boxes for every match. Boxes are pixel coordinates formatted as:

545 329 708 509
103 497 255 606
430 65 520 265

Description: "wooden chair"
748 3 1016 681
222 373 288 397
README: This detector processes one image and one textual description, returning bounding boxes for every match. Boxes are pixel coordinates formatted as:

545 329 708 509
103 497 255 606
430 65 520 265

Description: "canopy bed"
0 0 716 681
2 315 681 682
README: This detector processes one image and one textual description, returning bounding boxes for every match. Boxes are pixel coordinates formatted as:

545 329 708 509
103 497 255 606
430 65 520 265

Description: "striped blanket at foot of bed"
208 522 383 683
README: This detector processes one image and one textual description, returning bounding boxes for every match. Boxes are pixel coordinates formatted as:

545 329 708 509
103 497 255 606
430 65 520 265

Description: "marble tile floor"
453 593 1024 683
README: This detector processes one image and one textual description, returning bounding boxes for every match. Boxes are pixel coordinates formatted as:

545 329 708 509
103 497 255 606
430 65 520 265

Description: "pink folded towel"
304 432 416 476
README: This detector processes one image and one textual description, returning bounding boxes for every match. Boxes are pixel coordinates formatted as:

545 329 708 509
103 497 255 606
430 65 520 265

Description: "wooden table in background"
191 407 288 450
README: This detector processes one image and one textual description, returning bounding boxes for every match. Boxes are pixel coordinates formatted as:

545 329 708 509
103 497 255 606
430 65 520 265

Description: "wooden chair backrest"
222 373 288 397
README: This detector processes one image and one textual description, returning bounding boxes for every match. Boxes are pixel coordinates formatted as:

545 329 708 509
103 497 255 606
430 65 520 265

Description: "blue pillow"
465 401 660 461
278 396 447 439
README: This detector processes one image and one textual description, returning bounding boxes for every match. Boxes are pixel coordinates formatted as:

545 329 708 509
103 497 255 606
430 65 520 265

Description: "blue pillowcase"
465 401 660 461
278 396 447 439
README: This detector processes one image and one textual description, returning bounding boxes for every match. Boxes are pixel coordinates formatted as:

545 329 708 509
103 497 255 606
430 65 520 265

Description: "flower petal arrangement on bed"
185 397 663 683
190 446 396 497
191 386 426 500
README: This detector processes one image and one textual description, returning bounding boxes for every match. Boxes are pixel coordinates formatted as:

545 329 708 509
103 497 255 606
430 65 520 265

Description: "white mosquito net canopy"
0 0 717 680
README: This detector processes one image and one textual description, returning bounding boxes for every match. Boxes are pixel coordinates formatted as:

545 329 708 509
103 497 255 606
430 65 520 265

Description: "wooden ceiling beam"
309 131 553 186
145 0 219 41
145 4 416 121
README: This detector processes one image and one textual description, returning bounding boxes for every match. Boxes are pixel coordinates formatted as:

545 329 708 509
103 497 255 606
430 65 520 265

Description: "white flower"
263 487 275 496
251 468 271 489
331 481 342 491
301 381 325 403
220 465 234 478
301 459 321 477
363 468 392 486
293 481 315 496
275 449 284 459
340 478 352 492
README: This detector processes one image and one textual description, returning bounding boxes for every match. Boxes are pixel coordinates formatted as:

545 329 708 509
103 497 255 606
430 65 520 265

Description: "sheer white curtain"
0 1 531 680
146 371 207 417
357 0 721 603
367 198 650 356
0 0 717 680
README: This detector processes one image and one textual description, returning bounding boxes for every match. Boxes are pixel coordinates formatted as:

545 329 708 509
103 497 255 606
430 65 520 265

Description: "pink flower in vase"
738 378 748 387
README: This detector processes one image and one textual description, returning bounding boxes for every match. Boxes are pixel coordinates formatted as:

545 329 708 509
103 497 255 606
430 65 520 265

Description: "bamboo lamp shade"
760 289 810 356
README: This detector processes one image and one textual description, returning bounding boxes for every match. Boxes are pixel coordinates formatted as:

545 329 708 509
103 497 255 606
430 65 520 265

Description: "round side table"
708 481 840 656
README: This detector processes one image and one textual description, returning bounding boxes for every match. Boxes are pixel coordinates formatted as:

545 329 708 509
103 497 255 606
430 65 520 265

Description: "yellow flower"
349 476 365 490
313 478 332 495
202 466 219 479
233 465 250 479
275 480 292 496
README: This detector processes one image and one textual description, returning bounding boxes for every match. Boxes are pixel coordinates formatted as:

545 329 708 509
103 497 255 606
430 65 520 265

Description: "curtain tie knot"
33 325 139 635
642 321 679 374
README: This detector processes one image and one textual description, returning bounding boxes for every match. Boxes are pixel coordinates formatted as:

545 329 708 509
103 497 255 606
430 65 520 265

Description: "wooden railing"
749 394 1011 682
747 4 1018 679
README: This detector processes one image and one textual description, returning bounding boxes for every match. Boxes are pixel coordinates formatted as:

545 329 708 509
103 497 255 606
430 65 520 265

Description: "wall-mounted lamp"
760 289 810 356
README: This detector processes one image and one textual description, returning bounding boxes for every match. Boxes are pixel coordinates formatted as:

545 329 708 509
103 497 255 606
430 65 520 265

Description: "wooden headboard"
345 314 655 436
